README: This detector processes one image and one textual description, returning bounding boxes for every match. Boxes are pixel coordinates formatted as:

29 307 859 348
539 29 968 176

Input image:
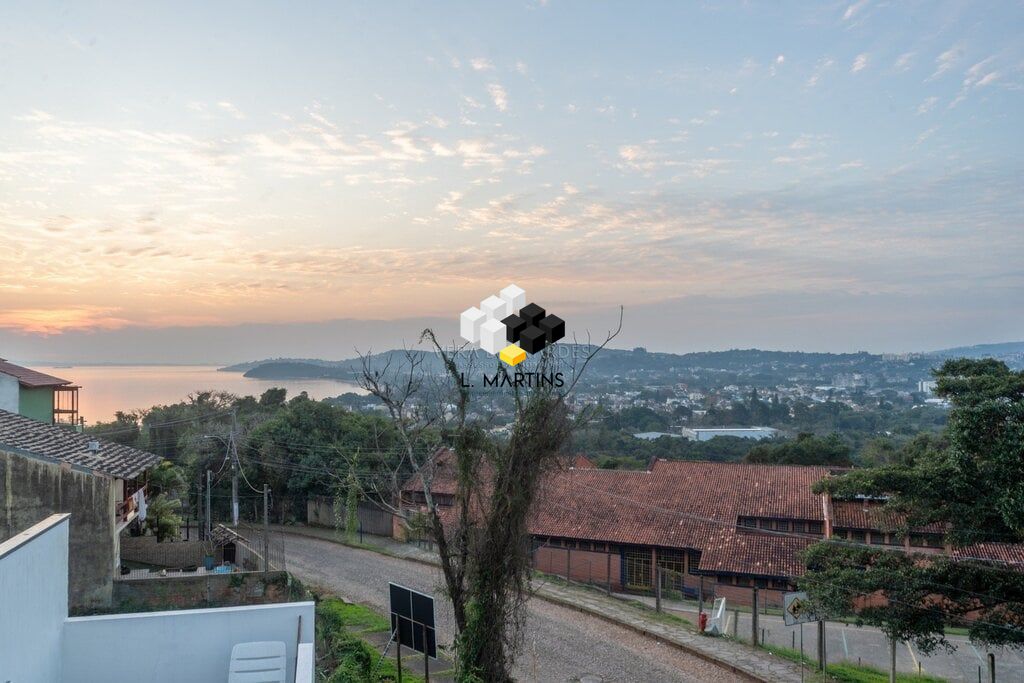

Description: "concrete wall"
0 374 18 413
0 514 69 683
19 386 54 423
113 571 290 611
0 448 116 609
63 602 315 683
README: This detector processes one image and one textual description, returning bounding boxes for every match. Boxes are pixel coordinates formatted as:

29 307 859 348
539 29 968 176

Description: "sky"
0 1 1022 359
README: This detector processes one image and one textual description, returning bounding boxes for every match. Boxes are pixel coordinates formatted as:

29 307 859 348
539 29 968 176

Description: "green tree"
802 359 1024 651
743 432 852 466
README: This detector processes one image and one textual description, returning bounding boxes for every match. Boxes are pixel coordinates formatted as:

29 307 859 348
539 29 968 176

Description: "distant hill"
223 341 1024 383
929 341 1024 366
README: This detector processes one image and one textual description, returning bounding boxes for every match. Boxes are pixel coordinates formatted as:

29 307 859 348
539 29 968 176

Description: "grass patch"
758 644 946 683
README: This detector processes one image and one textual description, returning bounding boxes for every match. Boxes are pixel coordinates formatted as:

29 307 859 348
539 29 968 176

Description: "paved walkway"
272 524 808 682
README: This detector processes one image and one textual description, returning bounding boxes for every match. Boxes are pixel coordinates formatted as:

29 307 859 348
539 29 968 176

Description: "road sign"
783 591 820 626
388 582 437 658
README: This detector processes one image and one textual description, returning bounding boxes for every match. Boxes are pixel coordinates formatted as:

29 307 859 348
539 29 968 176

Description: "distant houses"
0 358 80 425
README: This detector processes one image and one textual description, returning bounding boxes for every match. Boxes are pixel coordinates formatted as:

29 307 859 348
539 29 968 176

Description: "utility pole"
230 410 239 527
205 469 212 539
263 483 270 572
817 620 826 672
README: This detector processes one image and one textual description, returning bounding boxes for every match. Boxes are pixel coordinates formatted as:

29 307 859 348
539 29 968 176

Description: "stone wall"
0 448 116 609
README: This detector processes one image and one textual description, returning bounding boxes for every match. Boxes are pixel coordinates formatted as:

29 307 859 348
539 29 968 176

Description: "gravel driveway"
284 534 744 682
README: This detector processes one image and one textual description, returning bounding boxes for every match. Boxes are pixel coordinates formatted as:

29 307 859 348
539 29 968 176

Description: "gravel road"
284 533 744 682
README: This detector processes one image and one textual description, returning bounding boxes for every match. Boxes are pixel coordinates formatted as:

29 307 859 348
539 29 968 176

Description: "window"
624 547 653 589
884 533 903 546
774 520 790 532
739 517 756 528
735 576 751 587
851 530 866 543
868 532 884 545
911 534 940 548
755 578 768 588
687 550 701 575
808 522 824 535
578 541 592 551
791 521 806 533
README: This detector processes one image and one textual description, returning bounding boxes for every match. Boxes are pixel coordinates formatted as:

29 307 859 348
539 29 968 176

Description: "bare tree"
354 310 622 682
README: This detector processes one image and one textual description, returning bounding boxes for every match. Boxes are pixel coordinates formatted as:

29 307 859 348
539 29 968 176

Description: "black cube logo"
459 284 565 366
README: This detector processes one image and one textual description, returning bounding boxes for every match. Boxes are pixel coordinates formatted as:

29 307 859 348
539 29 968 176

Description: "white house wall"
0 515 70 683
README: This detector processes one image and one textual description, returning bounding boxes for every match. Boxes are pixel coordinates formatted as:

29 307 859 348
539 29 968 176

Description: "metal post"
889 638 896 683
818 620 826 671
751 588 759 647
396 625 403 683
606 550 612 595
655 567 662 612
262 484 269 572
205 469 212 539
424 646 429 683
800 624 804 683
566 547 571 582
732 609 739 638
988 652 995 683
698 575 704 620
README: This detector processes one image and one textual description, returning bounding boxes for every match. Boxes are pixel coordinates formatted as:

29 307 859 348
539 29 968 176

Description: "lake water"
33 365 366 424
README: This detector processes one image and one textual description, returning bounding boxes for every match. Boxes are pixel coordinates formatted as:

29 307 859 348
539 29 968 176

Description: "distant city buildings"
918 380 938 394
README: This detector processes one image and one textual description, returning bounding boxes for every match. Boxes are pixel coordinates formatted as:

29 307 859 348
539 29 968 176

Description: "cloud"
487 83 509 112
843 0 869 22
470 57 494 72
217 101 245 120
917 96 939 114
930 43 964 80
806 58 835 87
892 52 915 72
515 60 528 75
851 53 869 73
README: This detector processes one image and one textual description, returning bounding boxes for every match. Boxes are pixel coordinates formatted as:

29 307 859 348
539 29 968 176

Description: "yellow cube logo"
498 344 527 367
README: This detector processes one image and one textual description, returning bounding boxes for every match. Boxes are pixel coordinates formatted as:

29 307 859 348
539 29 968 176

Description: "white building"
918 380 938 394
680 427 779 442
0 514 315 683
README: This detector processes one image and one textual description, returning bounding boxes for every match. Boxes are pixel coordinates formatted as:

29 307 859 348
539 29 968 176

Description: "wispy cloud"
487 83 509 112
470 57 494 72
851 53 869 73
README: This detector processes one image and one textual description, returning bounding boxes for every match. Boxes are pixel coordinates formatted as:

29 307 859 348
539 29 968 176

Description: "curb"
278 527 784 682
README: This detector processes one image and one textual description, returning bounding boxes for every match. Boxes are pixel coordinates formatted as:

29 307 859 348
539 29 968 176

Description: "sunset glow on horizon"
1 2 1021 346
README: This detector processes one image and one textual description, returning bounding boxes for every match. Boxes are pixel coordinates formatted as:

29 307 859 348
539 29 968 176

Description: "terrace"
0 514 314 682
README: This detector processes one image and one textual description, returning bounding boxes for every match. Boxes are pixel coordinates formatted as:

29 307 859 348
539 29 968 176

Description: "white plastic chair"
228 641 287 683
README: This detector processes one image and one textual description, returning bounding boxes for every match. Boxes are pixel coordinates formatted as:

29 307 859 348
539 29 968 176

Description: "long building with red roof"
398 453 1022 607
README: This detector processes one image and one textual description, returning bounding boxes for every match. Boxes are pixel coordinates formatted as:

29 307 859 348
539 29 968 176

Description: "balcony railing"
116 486 146 526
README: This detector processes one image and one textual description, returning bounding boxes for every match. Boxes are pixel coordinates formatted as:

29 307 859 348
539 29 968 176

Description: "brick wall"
534 545 622 589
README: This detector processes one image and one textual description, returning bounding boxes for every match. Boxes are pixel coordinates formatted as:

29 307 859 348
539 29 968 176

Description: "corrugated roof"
0 409 160 479
0 360 72 388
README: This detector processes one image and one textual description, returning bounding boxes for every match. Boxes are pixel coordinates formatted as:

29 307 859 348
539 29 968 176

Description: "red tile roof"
832 500 946 534
0 360 72 388
698 528 816 577
527 461 833 577
952 542 1024 568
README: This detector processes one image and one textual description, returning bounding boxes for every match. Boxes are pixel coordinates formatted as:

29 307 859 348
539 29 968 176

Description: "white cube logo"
478 318 506 354
460 306 486 343
480 295 510 321
500 284 526 313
